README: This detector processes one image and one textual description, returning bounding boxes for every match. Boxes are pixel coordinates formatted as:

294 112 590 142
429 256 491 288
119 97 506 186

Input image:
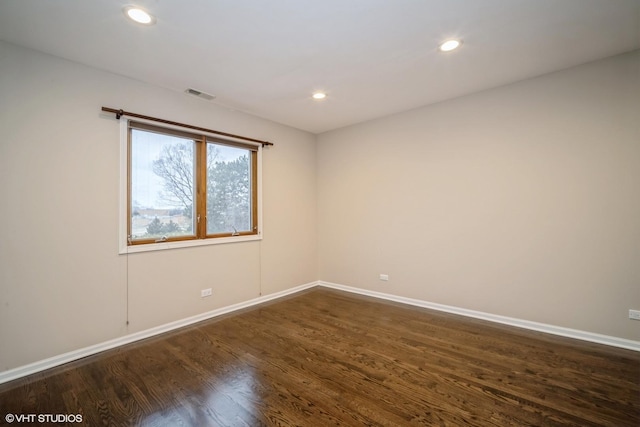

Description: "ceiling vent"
185 88 216 101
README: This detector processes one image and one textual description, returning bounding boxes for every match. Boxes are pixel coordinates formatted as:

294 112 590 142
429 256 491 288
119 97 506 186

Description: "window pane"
130 129 196 241
206 143 252 235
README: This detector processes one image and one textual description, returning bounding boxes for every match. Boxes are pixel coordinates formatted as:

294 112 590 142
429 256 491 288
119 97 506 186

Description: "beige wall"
317 50 640 341
0 41 317 372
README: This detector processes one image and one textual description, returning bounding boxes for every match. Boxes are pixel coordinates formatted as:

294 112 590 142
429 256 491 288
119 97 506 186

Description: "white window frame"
118 117 263 254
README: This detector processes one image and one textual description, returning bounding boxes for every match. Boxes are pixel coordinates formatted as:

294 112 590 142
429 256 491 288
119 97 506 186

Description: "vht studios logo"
5 413 83 423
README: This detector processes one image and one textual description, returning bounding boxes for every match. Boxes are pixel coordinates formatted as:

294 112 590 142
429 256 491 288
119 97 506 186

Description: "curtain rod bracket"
116 109 124 120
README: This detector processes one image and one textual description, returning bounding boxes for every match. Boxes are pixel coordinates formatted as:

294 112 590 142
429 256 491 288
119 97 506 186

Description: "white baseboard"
2 279 637 385
318 281 640 352
0 281 317 386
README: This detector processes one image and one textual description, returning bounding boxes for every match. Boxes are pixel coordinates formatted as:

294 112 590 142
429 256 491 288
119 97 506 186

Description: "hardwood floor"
1 288 638 426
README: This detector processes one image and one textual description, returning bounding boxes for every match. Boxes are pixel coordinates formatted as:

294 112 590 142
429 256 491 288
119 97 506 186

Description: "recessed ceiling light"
312 92 327 100
124 6 155 25
439 39 462 52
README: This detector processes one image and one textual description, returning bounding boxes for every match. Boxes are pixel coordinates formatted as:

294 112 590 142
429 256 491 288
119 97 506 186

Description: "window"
121 120 260 252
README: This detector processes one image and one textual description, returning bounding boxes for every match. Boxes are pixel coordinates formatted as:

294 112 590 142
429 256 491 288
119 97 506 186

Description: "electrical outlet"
201 288 212 298
379 274 389 281
629 309 640 321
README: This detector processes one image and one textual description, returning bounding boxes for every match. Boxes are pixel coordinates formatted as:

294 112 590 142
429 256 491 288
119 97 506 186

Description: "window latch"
231 226 239 236
197 214 201 224
155 236 168 243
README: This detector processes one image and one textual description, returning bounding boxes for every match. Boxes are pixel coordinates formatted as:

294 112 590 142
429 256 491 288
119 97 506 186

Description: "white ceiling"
1 0 638 134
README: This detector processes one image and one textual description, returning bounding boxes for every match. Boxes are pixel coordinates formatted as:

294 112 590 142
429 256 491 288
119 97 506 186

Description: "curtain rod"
101 107 274 147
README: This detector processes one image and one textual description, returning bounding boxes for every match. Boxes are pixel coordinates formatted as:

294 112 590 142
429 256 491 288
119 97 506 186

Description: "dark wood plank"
1 288 638 426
